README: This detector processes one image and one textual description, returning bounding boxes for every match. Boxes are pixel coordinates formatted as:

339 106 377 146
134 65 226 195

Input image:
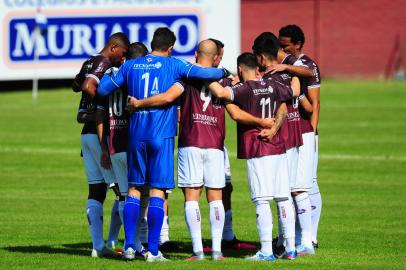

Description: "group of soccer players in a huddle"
73 24 322 262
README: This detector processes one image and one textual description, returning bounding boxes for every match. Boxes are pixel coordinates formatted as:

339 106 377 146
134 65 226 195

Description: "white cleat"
91 246 120 258
123 247 136 260
145 251 170 262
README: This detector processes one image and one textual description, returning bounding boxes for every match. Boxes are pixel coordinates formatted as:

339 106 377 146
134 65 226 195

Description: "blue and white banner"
1 0 240 80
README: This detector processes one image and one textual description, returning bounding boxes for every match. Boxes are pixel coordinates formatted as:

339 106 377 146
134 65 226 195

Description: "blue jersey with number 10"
98 53 224 141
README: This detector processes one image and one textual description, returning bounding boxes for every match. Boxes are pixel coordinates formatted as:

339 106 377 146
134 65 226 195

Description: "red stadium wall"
241 0 406 79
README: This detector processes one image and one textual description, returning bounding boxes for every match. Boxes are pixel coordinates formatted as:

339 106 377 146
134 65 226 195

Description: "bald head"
195 39 218 66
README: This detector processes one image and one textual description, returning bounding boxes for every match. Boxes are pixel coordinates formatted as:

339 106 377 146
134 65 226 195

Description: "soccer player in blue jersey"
98 27 226 262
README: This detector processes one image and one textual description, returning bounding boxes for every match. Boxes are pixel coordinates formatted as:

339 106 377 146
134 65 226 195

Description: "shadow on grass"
2 239 259 260
2 242 122 260
161 239 259 259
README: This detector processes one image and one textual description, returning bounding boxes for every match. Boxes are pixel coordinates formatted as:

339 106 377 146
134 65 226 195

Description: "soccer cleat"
186 251 205 261
106 242 123 255
211 251 225 261
134 248 147 260
245 251 276 261
145 251 170 262
203 239 213 253
296 244 315 256
273 244 286 259
312 241 319 249
282 250 297 260
123 247 136 260
91 246 120 258
222 237 257 250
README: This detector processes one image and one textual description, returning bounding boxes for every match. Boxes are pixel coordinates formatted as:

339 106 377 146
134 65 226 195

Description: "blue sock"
147 197 165 256
123 196 140 250
107 199 121 247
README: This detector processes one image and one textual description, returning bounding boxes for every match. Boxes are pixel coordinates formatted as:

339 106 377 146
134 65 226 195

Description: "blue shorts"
128 137 175 189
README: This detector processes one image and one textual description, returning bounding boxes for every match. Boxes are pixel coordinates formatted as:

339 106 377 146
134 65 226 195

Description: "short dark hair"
208 38 224 55
151 27 176 52
279 24 305 49
237 52 258 70
127 42 148 59
252 32 280 59
107 32 130 49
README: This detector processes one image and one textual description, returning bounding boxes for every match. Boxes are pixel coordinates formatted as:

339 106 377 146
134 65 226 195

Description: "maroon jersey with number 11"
230 77 293 159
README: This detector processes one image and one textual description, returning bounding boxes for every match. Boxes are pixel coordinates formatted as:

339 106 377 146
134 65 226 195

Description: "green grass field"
1 80 406 269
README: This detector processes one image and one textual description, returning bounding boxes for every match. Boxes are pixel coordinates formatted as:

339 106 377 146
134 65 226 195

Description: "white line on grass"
0 146 404 162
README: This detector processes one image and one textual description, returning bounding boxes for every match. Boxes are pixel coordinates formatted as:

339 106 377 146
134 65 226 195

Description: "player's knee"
88 183 107 203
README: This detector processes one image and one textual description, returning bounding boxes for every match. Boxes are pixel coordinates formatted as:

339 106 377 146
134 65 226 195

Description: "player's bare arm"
308 87 320 131
82 77 98 97
207 81 232 100
95 108 111 169
76 111 95 123
269 64 313 77
127 83 183 109
258 102 288 141
226 103 274 128
291 76 301 97
299 94 313 114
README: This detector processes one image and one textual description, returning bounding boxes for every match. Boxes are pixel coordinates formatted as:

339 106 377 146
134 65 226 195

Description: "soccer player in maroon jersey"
95 42 148 255
206 52 300 261
279 24 322 253
208 38 257 251
73 32 129 258
252 31 315 258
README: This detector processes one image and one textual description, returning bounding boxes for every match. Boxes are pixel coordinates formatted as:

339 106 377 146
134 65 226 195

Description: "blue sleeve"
98 64 127 96
187 65 225 80
174 57 224 80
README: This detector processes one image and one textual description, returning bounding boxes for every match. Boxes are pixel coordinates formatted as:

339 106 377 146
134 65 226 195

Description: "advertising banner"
1 0 240 80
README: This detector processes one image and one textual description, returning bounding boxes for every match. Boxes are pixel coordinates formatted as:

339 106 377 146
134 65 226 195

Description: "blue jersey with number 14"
98 53 224 141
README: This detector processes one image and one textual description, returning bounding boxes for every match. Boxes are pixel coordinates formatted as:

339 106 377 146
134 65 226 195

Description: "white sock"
223 209 235 241
107 199 121 247
185 200 203 254
86 199 104 251
276 198 296 252
160 215 170 244
294 192 312 247
254 200 273 256
310 180 322 243
209 200 225 252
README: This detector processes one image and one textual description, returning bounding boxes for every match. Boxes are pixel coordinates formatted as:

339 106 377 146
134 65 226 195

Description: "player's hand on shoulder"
105 67 119 77
269 64 288 74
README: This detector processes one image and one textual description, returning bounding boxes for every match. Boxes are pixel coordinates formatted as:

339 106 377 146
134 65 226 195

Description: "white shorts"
293 132 315 192
286 147 299 189
81 134 116 185
313 134 319 180
110 152 128 195
178 146 225 188
246 153 290 202
224 146 232 183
